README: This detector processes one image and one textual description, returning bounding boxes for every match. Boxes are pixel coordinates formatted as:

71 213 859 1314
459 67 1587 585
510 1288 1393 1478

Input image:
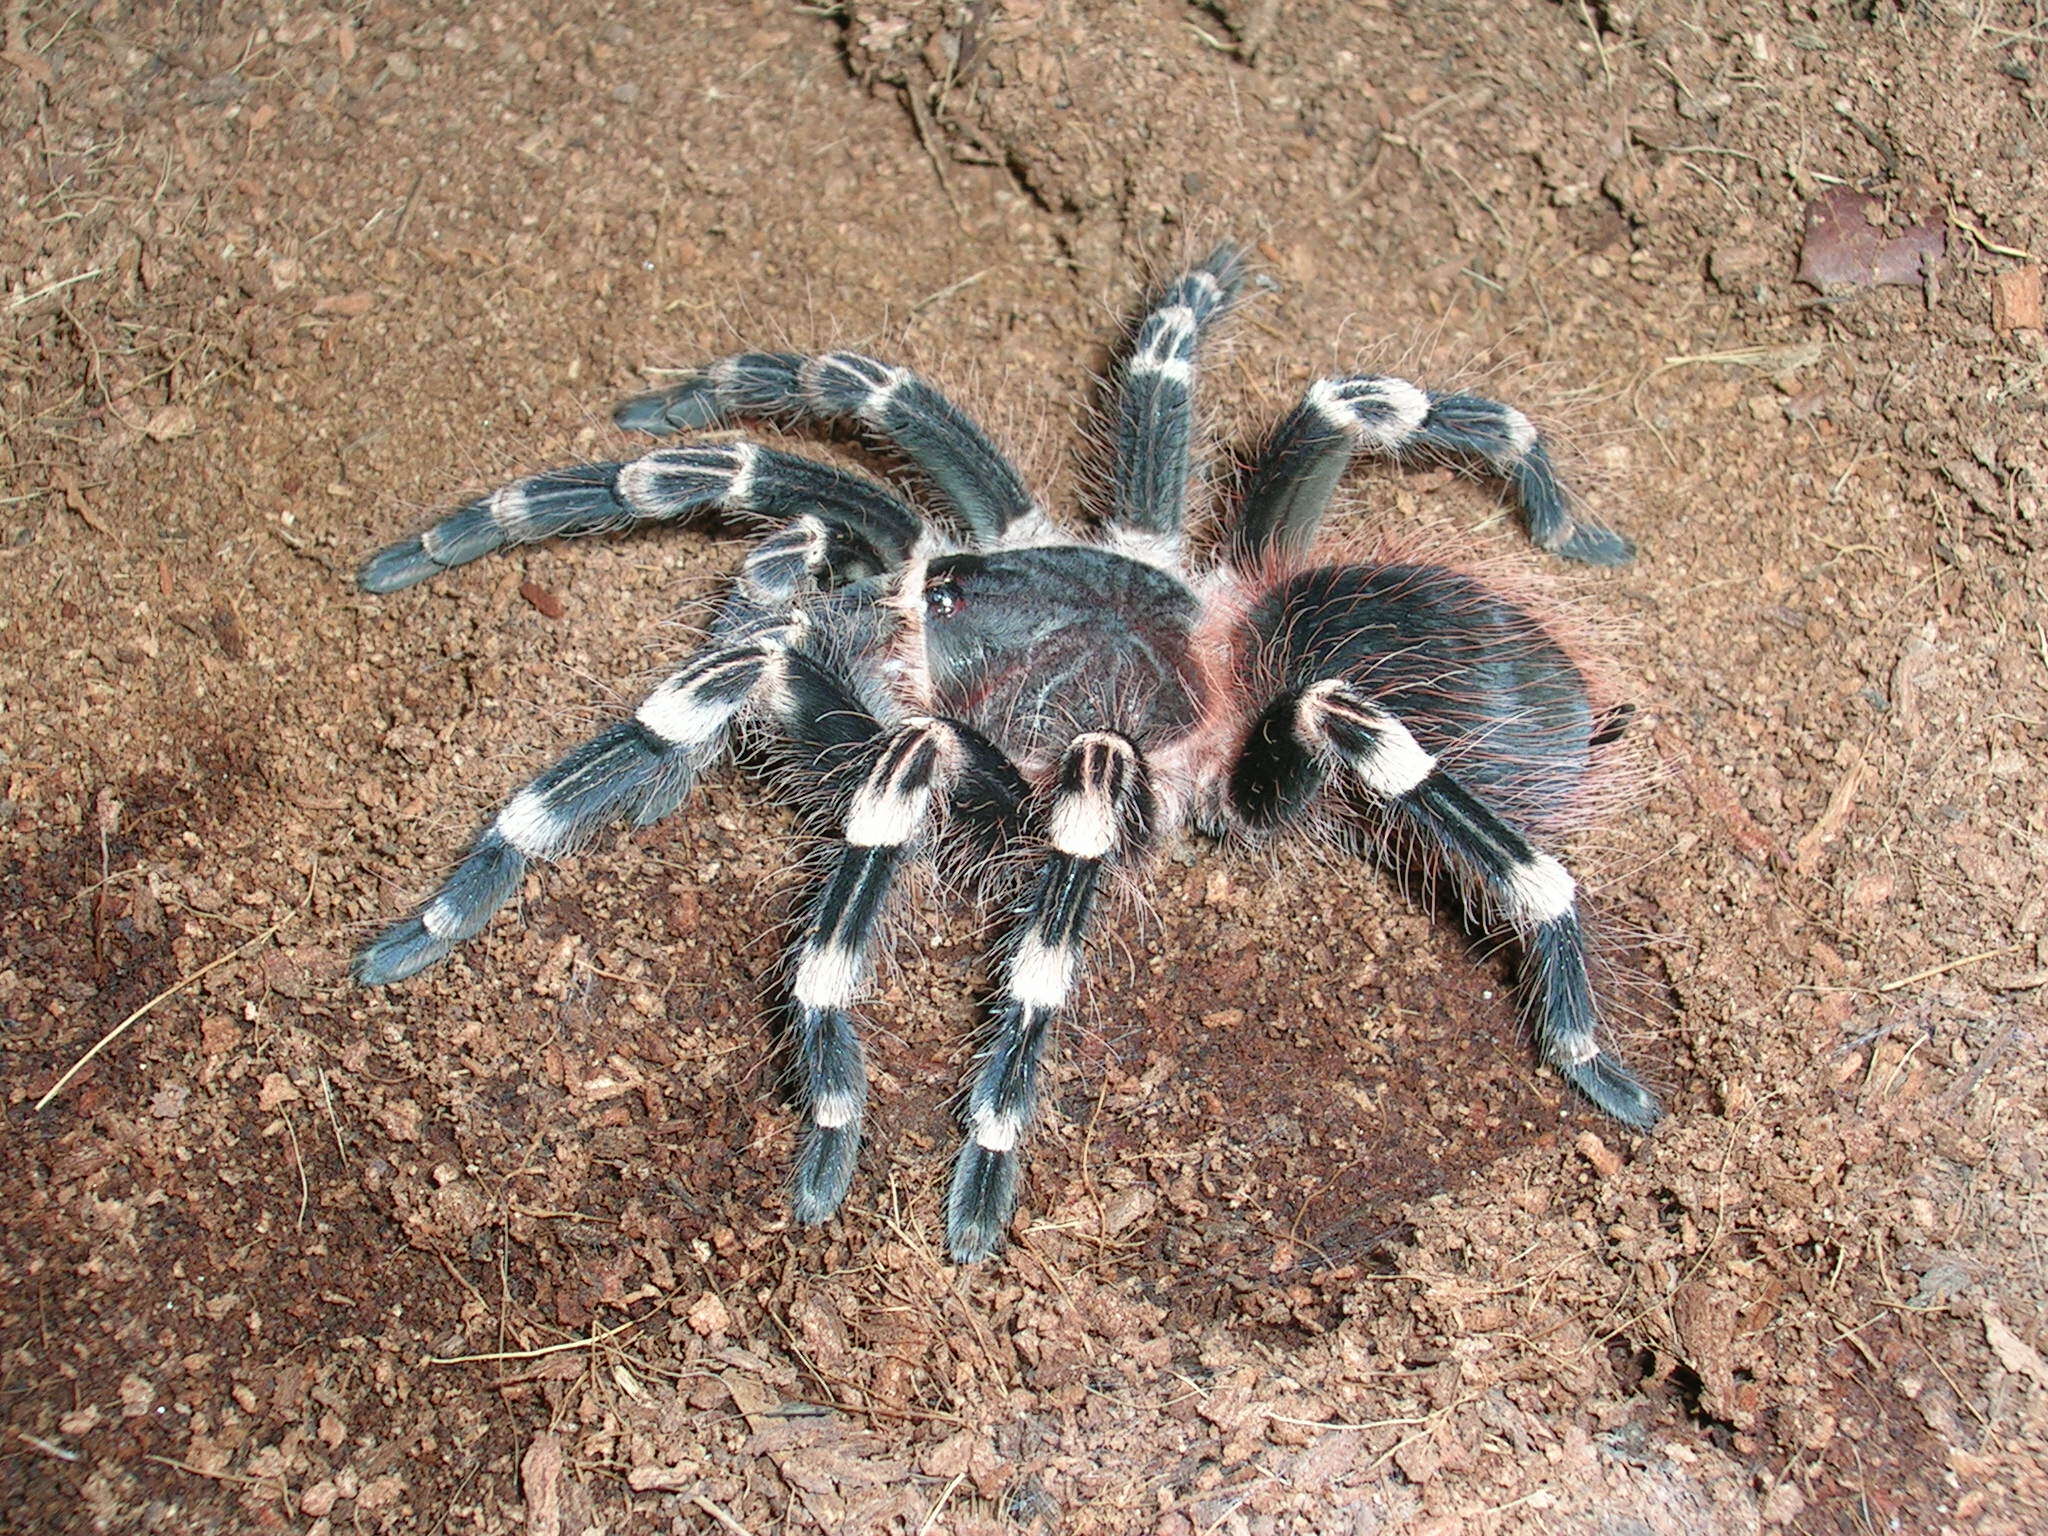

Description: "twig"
692 1494 756 1536
433 1248 494 1317
389 169 427 246
12 1430 79 1463
423 1307 655 1367
1878 945 2028 993
1947 212 2031 260
318 1067 350 1165
1471 1485 1556 1518
1654 341 1825 376
145 1453 284 1493
1263 1409 1438 1431
282 1105 310 1228
37 915 288 1111
903 87 961 218
918 1473 966 1535
1577 1 1614 88
67 863 148 915
8 267 107 310
1942 1019 2018 1108
1634 137 1765 166
905 268 990 320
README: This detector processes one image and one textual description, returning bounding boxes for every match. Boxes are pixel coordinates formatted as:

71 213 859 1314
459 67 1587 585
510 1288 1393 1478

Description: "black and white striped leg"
1229 375 1633 568
785 717 1023 1223
353 637 782 986
1110 245 1246 550
613 352 1037 545
359 442 922 593
949 733 1155 1263
1230 681 1659 1128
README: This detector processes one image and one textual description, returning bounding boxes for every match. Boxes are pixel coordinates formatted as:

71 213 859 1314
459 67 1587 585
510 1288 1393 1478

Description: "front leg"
352 637 780 986
352 507 879 987
614 351 1038 545
779 715 1026 1223
948 732 1157 1263
358 442 923 593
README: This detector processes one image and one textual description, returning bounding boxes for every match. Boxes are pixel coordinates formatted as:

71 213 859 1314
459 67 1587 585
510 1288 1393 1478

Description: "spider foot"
1500 436 1635 567
357 537 446 594
611 384 708 435
351 917 451 987
353 837 525 986
358 501 503 592
614 354 805 436
792 1122 861 1225
946 1143 1020 1264
1556 1049 1662 1130
1541 515 1636 568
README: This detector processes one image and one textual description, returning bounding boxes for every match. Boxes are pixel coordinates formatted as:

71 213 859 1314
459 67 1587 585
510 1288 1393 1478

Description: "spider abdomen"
1240 563 1596 827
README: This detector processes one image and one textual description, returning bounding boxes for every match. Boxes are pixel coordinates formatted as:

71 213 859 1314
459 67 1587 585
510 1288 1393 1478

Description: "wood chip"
144 404 198 441
687 1292 732 1338
1798 189 1944 290
2 46 54 88
1575 1131 1623 1179
1793 744 1870 875
1673 1281 1744 1424
1991 266 2043 333
1654 728 1787 867
210 604 251 660
520 581 565 619
313 290 376 317
57 471 111 534
521 1432 563 1536
1982 1305 2048 1387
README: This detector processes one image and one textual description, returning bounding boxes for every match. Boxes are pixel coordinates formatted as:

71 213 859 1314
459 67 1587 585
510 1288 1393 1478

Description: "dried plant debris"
1798 188 1946 291
1991 265 2043 333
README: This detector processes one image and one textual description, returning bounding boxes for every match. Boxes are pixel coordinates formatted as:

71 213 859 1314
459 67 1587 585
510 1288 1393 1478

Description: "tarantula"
352 248 1659 1263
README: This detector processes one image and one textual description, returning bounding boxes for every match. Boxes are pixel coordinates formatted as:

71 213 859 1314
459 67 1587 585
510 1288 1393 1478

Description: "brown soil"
4 3 2045 1533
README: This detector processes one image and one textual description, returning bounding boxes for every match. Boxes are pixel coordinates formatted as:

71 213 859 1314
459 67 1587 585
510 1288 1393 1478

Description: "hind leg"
1228 679 1657 1127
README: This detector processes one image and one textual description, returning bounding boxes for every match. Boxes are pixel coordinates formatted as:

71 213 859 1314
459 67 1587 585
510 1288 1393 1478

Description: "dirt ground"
4 1 2045 1532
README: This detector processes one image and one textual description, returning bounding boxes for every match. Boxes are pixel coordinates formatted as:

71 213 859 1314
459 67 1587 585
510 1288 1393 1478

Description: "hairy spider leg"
1109 245 1246 552
949 732 1156 1263
614 350 1037 545
785 717 1025 1223
352 637 784 986
1228 374 1634 569
356 443 922 593
352 507 891 987
1235 562 1597 825
1230 680 1659 1128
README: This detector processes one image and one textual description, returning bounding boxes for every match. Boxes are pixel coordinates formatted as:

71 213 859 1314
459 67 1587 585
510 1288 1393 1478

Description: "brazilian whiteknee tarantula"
353 247 1659 1263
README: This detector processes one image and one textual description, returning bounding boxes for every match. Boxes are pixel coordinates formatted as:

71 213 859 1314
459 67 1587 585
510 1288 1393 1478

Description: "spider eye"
925 578 963 619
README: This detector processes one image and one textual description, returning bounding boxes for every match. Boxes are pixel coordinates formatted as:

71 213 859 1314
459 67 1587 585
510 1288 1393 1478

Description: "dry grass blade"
1655 341 1825 376
33 859 315 1111
1877 944 2029 994
422 1306 656 1367
692 1493 758 1536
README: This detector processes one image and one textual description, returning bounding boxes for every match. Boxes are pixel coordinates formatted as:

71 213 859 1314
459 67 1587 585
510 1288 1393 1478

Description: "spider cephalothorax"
352 248 1659 1263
